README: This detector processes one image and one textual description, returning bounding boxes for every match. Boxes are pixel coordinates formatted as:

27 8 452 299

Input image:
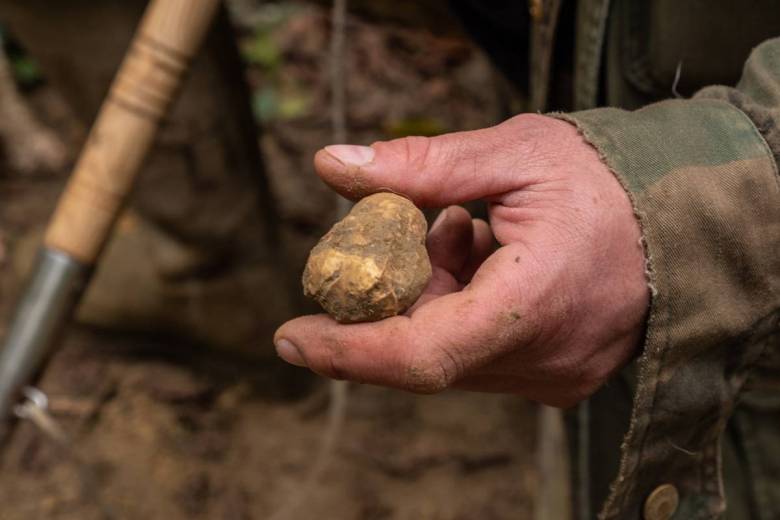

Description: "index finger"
273 245 542 393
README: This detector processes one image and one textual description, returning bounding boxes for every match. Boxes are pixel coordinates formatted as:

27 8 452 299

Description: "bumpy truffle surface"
302 193 432 323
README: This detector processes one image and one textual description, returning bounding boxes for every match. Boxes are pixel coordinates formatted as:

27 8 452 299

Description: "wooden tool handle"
44 0 222 264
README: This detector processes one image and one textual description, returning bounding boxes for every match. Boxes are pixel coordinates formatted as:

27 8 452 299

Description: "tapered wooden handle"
44 0 222 264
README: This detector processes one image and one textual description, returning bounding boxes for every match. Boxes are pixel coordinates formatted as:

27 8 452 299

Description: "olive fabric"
546 13 780 520
556 41 780 517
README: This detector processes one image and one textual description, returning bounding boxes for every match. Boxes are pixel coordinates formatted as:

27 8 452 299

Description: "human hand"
274 114 649 407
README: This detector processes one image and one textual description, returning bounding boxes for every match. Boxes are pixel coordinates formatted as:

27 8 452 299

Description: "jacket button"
643 484 679 520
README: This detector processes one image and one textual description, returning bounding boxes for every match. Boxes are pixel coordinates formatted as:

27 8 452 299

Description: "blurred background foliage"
233 1 459 134
1 27 43 88
238 3 314 123
2 2 488 137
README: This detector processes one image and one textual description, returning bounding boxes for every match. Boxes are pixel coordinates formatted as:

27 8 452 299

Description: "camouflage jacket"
513 0 780 519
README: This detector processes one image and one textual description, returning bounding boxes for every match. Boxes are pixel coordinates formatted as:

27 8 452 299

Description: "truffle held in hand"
302 193 433 323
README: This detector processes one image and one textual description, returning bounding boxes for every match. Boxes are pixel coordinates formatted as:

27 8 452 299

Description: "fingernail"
275 339 308 367
325 145 375 166
430 208 449 233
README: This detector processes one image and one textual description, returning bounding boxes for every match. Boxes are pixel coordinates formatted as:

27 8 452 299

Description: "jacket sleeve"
554 37 780 519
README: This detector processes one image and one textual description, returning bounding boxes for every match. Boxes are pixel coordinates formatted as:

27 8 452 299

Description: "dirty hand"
274 114 649 407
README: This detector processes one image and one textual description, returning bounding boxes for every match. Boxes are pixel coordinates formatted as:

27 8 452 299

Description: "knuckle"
327 354 348 381
502 113 580 169
539 352 608 407
314 333 351 381
402 346 459 394
399 135 434 170
556 379 599 408
577 357 618 398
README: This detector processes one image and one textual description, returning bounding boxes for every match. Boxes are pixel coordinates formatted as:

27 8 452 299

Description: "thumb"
314 114 552 207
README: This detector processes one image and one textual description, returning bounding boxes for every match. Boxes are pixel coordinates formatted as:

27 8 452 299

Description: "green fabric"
737 43 780 107
554 37 780 520
558 99 770 192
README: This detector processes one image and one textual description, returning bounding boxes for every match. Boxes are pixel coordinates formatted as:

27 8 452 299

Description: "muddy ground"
0 4 539 519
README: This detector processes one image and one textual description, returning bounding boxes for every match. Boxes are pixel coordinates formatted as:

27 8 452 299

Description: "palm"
276 114 649 407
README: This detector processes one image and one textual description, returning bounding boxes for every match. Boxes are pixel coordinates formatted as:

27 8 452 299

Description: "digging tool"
0 0 222 443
